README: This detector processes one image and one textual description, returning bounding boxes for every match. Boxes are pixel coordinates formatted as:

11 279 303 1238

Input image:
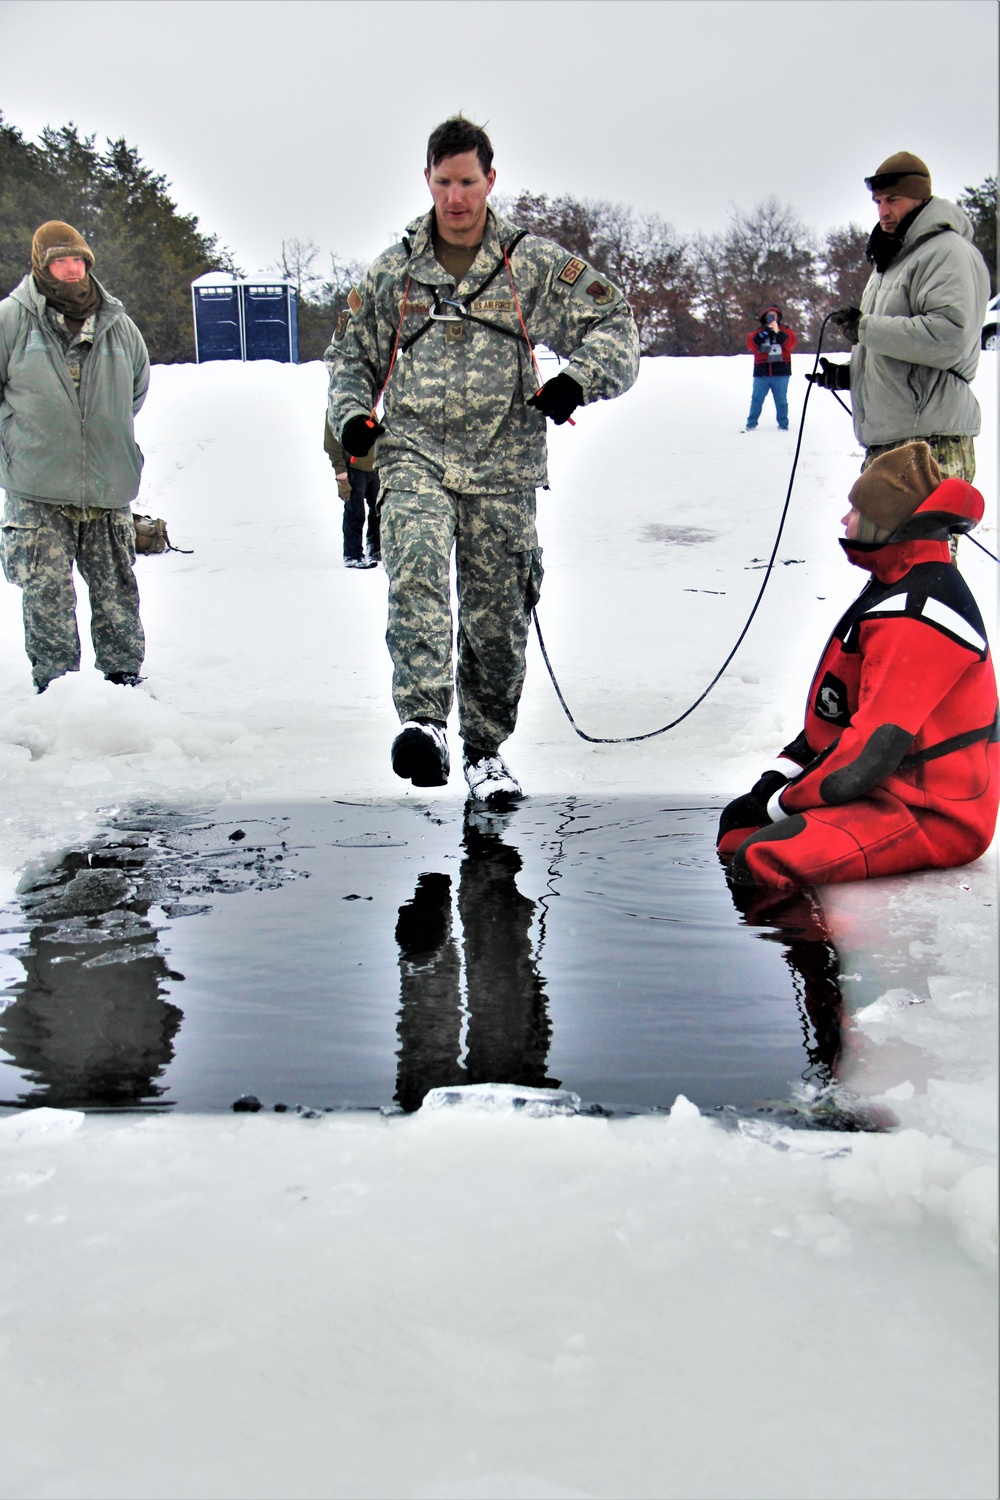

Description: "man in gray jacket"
0 221 150 692
810 152 990 486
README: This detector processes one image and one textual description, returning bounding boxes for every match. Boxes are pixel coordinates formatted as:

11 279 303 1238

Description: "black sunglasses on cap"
865 169 930 192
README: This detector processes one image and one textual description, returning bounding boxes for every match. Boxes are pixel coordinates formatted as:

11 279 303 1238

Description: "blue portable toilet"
242 279 299 363
191 272 244 362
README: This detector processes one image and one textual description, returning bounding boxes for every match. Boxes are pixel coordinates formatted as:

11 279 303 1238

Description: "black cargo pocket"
0 519 42 587
503 501 543 615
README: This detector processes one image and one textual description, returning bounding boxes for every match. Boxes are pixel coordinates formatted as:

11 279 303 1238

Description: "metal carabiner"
429 297 467 323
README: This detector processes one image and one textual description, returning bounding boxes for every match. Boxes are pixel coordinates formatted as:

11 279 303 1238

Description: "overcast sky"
1 0 996 277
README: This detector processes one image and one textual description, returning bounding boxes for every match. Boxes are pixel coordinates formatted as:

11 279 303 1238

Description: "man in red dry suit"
718 442 998 891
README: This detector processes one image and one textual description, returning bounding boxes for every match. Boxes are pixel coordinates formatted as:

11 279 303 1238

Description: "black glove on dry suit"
717 769 790 844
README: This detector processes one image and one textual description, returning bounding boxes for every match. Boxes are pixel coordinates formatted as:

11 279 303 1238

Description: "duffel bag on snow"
132 514 192 554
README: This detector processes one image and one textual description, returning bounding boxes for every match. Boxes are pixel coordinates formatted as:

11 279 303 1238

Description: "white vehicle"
982 293 998 351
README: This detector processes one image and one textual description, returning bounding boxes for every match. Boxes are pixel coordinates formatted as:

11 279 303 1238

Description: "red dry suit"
720 478 999 890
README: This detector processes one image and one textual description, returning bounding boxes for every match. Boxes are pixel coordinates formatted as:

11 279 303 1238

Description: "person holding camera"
744 305 796 431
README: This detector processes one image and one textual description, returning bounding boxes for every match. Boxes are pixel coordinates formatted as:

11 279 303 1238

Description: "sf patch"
334 310 349 342
585 279 615 306
347 286 363 315
814 671 851 726
558 257 586 286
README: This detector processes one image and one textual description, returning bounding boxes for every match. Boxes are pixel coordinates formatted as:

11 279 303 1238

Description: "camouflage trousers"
862 433 977 481
0 494 144 690
863 435 976 560
379 476 543 751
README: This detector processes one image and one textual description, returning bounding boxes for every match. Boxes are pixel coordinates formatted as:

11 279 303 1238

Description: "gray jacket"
0 273 150 508
850 198 990 446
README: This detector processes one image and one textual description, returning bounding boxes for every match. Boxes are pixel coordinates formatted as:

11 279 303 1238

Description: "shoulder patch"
585 278 615 306
347 286 363 315
334 310 350 342
558 257 586 286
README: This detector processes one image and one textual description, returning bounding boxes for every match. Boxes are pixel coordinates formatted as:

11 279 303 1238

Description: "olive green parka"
0 273 149 508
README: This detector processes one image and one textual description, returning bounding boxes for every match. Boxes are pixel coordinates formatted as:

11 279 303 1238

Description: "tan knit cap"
849 443 942 539
865 152 932 199
31 221 95 274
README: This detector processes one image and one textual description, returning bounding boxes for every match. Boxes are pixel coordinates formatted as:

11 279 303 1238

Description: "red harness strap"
349 276 411 466
504 246 575 426
354 250 575 462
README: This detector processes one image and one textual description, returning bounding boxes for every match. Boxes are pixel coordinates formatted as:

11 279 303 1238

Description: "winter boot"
391 720 450 787
105 671 143 687
463 746 523 807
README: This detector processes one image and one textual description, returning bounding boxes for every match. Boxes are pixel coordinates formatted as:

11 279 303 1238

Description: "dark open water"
0 797 856 1123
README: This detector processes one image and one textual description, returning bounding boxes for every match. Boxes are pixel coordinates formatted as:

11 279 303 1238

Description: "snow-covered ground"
0 354 996 1499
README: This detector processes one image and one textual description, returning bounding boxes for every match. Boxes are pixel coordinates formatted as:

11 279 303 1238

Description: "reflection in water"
0 913 182 1110
395 811 556 1112
728 881 844 1088
0 808 305 1111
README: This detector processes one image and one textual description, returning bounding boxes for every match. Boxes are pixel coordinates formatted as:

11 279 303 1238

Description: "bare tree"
273 237 323 300
495 191 700 354
693 199 819 352
815 224 872 349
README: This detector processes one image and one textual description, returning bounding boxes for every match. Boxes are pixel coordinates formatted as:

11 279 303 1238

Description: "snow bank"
0 353 996 1498
0 1097 995 1500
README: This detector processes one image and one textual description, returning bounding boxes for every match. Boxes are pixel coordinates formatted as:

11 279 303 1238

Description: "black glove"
528 373 583 425
830 306 862 345
806 357 851 392
341 413 386 458
717 769 788 842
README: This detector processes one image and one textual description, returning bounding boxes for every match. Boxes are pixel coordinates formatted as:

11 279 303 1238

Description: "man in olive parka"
0 221 150 692
810 153 990 487
326 116 639 806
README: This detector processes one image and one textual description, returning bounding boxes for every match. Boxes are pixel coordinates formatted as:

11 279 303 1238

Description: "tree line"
290 180 996 360
0 112 235 363
2 112 994 364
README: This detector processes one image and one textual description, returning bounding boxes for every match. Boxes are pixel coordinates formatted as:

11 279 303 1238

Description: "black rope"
968 533 1000 563
532 314 838 744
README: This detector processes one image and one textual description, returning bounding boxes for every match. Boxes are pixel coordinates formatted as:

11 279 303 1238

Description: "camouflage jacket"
325 208 639 494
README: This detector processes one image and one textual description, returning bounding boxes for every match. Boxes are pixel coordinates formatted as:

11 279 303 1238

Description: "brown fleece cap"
865 152 932 199
31 221 94 274
849 442 942 539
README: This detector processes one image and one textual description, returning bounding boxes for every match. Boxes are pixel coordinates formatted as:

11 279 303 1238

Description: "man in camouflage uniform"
809 153 990 509
0 222 149 693
326 116 639 804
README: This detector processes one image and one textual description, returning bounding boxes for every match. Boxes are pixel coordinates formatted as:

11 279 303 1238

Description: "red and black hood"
841 478 986 579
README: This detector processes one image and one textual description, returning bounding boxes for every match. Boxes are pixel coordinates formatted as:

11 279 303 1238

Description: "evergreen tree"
0 112 235 362
958 176 997 295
